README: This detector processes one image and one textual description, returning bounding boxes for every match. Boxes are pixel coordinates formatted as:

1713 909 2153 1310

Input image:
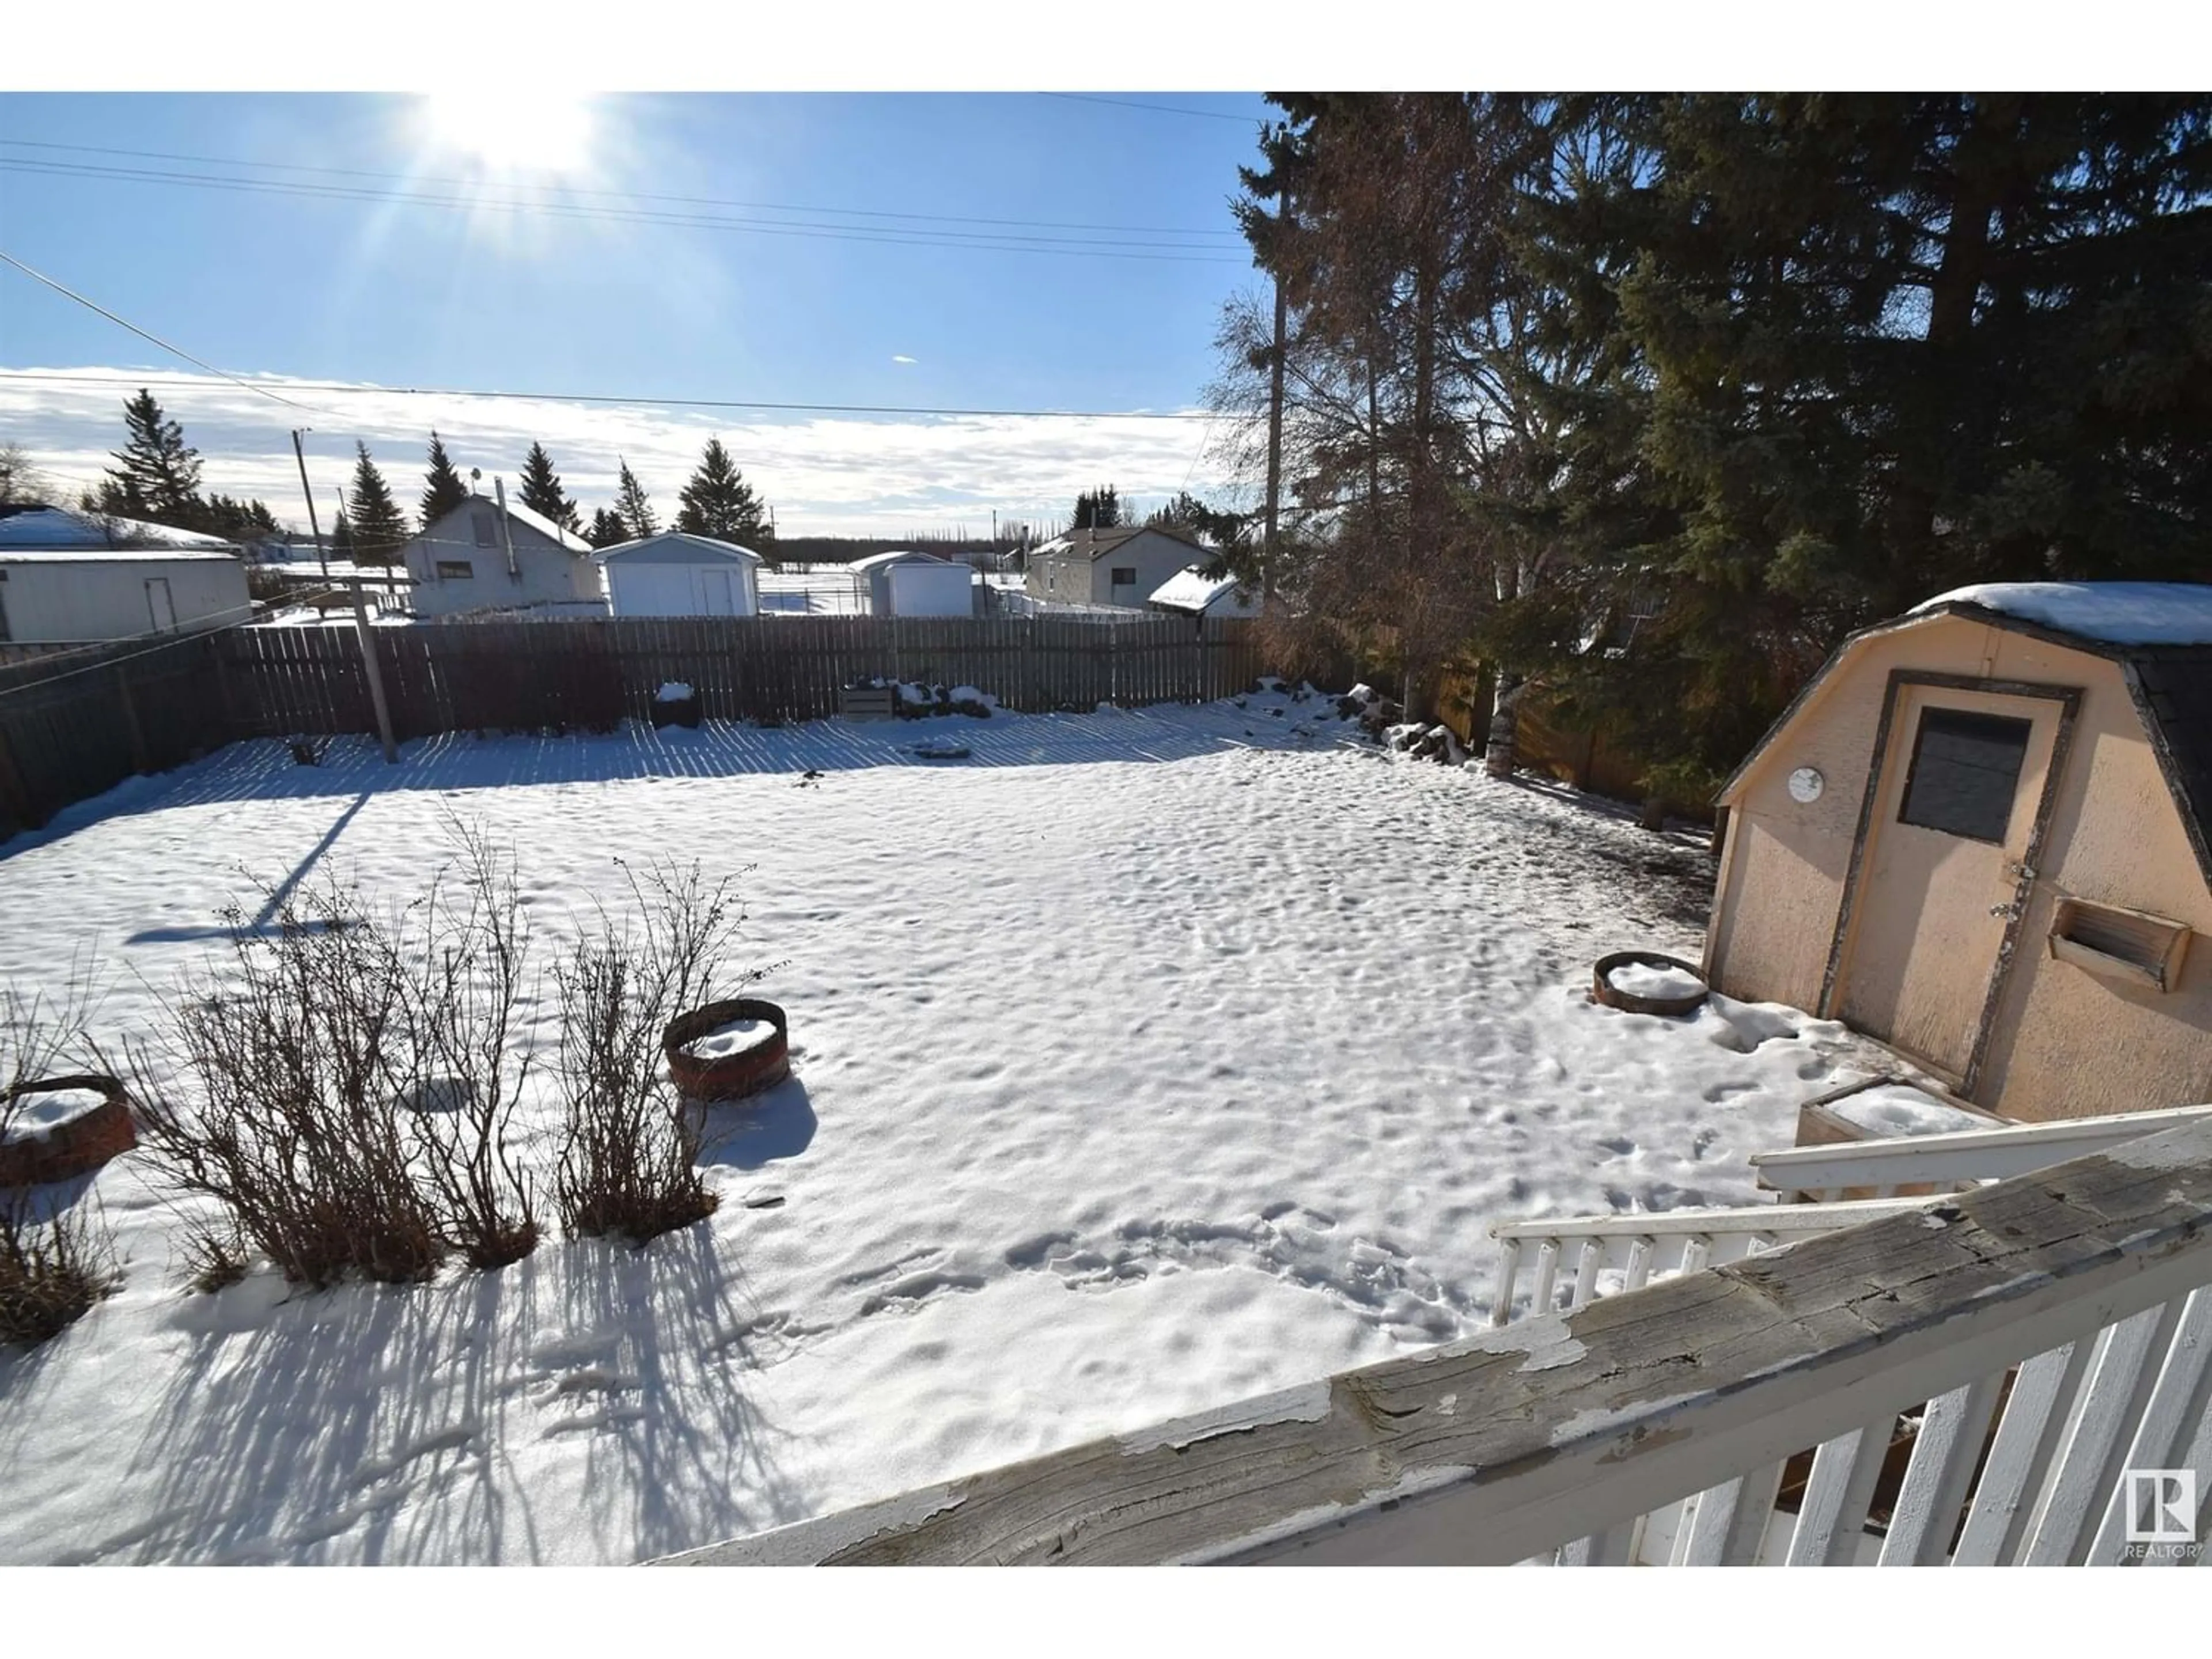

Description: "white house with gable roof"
403 495 605 618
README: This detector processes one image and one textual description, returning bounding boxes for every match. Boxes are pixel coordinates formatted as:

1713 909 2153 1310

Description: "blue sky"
0 92 1274 534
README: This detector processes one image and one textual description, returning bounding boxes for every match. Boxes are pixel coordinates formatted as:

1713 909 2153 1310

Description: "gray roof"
0 502 241 556
594 531 764 564
1033 525 1206 562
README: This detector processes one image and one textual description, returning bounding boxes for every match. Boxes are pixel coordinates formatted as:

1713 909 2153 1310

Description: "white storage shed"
853 550 976 618
0 505 249 644
595 532 763 618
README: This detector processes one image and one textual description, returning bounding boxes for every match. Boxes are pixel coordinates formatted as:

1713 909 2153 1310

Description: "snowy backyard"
0 688 1900 1565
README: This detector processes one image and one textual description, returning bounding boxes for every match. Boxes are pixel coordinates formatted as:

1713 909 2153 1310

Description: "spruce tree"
586 507 631 550
330 509 354 562
674 436 771 542
421 430 471 528
1073 485 1122 529
612 458 658 539
517 441 581 531
346 441 411 567
101 388 204 527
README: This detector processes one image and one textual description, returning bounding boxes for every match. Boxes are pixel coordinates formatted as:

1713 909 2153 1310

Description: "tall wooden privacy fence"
0 615 1270 838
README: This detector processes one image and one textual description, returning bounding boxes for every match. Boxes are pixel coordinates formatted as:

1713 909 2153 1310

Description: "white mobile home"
0 505 249 644
853 549 976 618
403 497 604 618
596 532 762 618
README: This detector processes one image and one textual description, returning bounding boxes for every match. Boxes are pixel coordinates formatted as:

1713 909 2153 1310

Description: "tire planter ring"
662 998 791 1102
1 1073 138 1187
1590 950 1711 1017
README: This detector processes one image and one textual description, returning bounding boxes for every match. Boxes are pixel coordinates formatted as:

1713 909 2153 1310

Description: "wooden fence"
0 615 1270 838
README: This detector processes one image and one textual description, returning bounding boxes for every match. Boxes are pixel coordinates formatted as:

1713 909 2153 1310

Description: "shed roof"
1724 583 2212 892
417 497 594 557
1148 564 1255 614
594 531 764 564
0 502 241 556
851 548 958 573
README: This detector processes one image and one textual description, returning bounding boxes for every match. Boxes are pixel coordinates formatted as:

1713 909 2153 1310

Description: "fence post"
113 666 150 774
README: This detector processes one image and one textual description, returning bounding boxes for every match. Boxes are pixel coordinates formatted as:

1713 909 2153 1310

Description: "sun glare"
421 91 596 173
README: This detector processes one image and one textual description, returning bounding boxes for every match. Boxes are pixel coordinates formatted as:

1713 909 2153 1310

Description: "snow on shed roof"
593 531 764 563
850 548 957 572
1148 564 1255 615
1911 582 2212 647
0 503 241 556
498 499 596 555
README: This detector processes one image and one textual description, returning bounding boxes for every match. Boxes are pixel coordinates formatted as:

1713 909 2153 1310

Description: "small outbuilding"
404 496 604 618
1147 563 1259 622
853 550 975 618
1706 582 2212 1124
0 504 249 643
596 532 763 618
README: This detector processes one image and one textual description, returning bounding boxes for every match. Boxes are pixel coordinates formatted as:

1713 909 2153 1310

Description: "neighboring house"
403 496 603 619
1147 563 1259 622
1024 525 1206 609
596 532 762 618
0 503 249 643
1707 581 2212 1124
852 549 975 618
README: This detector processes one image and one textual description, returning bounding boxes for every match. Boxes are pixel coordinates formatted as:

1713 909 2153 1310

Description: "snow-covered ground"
0 690 1900 1564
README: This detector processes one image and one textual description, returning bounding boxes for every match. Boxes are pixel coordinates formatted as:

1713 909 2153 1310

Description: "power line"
0 371 1218 422
0 138 1247 240
0 158 1249 264
0 251 323 415
1037 93 1266 124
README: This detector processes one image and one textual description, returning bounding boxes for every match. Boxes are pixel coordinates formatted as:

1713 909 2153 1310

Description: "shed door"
1835 684 2068 1082
699 567 736 616
145 577 177 632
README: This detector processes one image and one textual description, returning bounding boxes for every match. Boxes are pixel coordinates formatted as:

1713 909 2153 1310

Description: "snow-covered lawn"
0 690 1895 1564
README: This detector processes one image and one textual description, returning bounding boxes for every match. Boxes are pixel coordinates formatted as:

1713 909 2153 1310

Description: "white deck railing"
1487 1198 1930 1327
660 1115 2212 1567
1750 1101 2212 1202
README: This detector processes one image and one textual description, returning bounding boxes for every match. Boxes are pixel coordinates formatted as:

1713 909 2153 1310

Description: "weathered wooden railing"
660 1116 2212 1566
1487 1198 1929 1327
1751 1101 2212 1202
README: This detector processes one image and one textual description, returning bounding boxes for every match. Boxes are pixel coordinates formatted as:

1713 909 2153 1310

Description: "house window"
2048 898 2192 993
471 511 495 548
436 560 474 580
1897 708 2032 843
1110 566 1138 588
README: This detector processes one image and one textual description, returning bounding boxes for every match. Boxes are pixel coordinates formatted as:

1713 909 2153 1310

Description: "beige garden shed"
1706 582 2212 1123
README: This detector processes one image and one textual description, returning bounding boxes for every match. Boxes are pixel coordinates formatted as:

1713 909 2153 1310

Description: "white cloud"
891 355 918 365
0 366 1243 537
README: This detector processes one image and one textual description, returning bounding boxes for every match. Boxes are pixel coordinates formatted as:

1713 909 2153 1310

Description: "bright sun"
421 91 595 173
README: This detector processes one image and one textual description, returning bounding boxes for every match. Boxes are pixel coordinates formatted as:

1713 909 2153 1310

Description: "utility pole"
348 575 399 766
291 429 328 583
1261 187 1291 612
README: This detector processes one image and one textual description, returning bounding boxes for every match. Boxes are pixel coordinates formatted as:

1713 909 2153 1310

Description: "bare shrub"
2 983 119 1347
393 827 541 1270
125 881 446 1289
552 859 756 1245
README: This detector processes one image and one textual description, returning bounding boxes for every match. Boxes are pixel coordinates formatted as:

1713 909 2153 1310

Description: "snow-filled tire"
1590 950 1710 1017
0 1073 137 1188
662 998 791 1102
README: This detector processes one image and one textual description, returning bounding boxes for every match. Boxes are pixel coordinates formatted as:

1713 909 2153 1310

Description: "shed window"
471 511 495 548
1110 566 1138 586
1898 708 2031 843
435 560 474 580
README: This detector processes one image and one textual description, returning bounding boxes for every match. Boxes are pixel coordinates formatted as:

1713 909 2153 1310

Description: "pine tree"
586 507 631 550
346 441 410 567
517 441 581 531
612 458 658 539
1073 485 1122 530
674 436 771 542
421 430 471 528
330 509 354 561
101 388 204 527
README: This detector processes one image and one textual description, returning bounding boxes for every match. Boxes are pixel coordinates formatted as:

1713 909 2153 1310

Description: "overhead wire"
0 157 1249 264
0 138 1248 240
